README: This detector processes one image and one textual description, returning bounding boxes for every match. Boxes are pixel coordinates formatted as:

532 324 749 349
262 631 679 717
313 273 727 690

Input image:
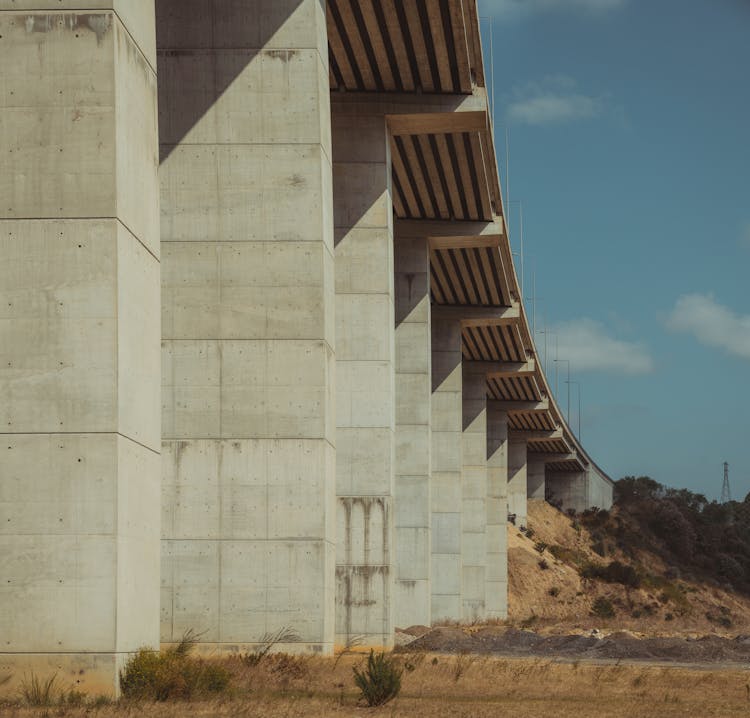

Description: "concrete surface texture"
0 1 161 694
157 0 336 655
394 235 432 629
332 106 395 648
547 466 614 514
486 404 510 619
508 439 529 528
0 0 615 694
461 366 488 621
527 458 546 501
430 317 464 622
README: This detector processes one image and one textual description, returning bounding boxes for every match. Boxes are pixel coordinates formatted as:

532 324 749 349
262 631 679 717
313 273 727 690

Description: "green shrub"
548 586 560 597
548 544 588 568
533 541 548 554
591 597 616 619
591 540 607 557
705 610 732 628
580 560 640 588
120 632 231 702
353 650 402 706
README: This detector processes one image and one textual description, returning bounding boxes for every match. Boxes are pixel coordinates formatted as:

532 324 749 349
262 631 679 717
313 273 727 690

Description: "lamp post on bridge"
565 379 582 440
535 326 556 381
554 358 570 424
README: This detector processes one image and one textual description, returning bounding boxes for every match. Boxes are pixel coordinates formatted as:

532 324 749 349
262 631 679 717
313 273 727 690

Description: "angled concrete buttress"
0 1 161 694
332 104 395 649
157 0 336 654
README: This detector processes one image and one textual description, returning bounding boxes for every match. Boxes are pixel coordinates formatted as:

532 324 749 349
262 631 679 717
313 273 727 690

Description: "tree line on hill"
604 476 750 595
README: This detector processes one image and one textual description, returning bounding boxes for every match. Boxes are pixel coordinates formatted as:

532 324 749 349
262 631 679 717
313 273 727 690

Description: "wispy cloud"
484 0 626 21
506 76 605 126
665 293 750 360
551 318 654 375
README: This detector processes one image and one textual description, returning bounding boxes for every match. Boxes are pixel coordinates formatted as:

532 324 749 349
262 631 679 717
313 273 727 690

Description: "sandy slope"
508 499 750 636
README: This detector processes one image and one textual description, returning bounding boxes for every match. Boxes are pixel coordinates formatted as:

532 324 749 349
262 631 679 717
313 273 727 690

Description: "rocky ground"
396 625 750 663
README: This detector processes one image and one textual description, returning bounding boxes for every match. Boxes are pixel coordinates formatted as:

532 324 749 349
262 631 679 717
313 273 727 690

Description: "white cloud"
506 76 604 126
484 0 626 21
551 318 654 375
666 293 750 360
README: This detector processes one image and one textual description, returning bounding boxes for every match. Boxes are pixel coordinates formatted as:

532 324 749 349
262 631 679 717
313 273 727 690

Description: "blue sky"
478 0 750 499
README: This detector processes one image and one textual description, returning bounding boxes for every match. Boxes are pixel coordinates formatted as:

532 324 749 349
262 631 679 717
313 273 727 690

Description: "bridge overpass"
0 0 612 693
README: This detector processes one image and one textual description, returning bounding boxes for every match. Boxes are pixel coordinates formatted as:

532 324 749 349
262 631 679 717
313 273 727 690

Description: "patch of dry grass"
3 653 750 718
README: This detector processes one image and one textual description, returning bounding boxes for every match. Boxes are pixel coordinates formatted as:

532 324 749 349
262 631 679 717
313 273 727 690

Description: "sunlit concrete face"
157 0 336 653
462 366 488 621
0 1 160 694
332 107 395 648
431 317 463 622
486 404 509 619
508 439 528 528
394 235 432 629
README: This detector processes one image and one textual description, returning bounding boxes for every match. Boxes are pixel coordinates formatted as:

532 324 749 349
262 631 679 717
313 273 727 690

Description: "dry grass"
3 653 750 718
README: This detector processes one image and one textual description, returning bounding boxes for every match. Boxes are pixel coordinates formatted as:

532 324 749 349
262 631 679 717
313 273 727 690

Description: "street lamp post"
535 327 556 380
565 379 582 440
554 359 570 423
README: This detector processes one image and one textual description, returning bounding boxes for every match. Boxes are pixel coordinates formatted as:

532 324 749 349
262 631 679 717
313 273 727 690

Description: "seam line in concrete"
0 217 159 263
0 431 160 456
111 8 157 75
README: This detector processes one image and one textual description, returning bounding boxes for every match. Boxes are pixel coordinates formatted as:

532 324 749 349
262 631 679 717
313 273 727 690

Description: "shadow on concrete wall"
156 0 305 164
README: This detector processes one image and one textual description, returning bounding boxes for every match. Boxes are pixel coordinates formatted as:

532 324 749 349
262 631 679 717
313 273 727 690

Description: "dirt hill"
508 499 750 636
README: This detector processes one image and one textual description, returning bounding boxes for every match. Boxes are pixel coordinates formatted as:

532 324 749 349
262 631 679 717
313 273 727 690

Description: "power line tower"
721 461 732 503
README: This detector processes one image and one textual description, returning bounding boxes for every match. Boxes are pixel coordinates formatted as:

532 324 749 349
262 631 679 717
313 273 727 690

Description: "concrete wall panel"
333 107 395 647
158 0 336 654
0 3 160 693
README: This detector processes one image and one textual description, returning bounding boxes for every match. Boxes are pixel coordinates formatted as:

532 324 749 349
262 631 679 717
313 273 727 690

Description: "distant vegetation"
584 476 750 596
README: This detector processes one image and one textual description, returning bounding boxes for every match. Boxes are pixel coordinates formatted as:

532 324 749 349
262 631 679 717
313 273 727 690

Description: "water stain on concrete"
24 14 112 45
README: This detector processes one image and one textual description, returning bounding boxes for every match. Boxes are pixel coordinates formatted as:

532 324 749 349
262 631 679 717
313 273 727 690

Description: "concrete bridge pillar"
461 365 488 621
332 108 395 648
394 236 432 629
157 0 336 653
508 439 528 528
431 316 463 622
0 2 160 693
486 404 509 619
527 457 547 500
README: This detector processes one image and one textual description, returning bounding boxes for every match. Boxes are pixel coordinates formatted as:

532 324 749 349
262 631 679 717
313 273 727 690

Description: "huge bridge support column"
527 457 546 500
0 3 160 693
461 365 488 621
486 404 509 619
431 317 463 622
508 439 528 528
332 109 395 648
394 236 432 629
158 0 336 653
